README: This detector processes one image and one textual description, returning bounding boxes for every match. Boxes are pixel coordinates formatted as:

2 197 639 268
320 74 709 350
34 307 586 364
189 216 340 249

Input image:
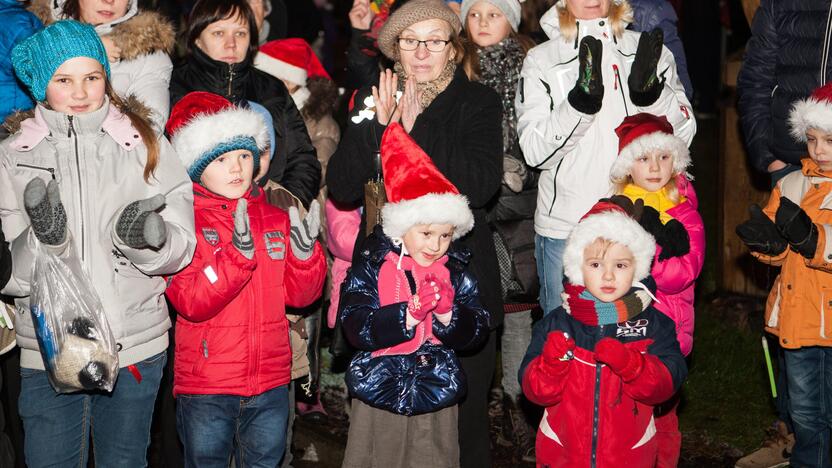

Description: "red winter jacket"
519 290 687 468
167 184 326 397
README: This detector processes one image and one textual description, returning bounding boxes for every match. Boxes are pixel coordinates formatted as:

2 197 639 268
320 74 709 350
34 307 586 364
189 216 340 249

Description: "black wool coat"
170 47 321 207
327 69 505 326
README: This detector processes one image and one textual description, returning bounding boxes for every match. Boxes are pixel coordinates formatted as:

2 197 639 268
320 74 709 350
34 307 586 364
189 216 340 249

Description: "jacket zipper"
822 3 832 85
613 64 629 116
590 324 605 468
16 164 55 180
68 116 85 261
227 63 235 98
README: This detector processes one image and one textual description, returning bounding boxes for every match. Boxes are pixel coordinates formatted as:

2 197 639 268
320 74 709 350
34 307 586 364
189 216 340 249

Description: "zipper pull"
202 339 208 358
613 64 619 90
67 115 74 138
227 64 234 97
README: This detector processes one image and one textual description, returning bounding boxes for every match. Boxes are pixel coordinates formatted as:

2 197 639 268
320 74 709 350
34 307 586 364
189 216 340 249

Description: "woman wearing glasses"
327 1 503 467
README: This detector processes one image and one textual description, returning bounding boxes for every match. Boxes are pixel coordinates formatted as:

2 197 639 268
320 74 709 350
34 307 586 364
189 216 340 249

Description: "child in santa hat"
607 112 705 467
736 82 832 468
519 202 687 468
163 91 327 467
338 122 490 468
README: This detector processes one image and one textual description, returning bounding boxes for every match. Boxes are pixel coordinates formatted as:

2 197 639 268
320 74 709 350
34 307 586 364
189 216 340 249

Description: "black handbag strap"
403 270 418 295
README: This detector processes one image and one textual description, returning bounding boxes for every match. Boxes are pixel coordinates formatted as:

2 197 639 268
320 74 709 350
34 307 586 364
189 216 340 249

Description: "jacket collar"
801 157 832 180
576 17 615 44
10 97 142 152
185 47 253 101
192 182 263 211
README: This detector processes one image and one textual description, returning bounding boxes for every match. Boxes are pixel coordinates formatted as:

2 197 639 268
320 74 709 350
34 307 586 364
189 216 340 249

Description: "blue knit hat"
247 101 276 160
11 20 110 102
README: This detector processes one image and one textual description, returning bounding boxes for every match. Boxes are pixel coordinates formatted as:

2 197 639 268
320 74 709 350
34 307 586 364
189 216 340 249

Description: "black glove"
629 28 665 107
116 195 167 249
568 36 604 114
638 205 664 239
24 178 67 246
736 205 788 255
657 219 690 261
600 195 645 220
775 197 819 259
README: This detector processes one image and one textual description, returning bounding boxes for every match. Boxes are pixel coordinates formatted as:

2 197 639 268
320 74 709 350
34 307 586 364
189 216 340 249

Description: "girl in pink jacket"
609 113 705 468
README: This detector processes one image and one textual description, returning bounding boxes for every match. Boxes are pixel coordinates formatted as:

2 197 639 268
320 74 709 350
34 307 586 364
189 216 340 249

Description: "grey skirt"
341 399 460 468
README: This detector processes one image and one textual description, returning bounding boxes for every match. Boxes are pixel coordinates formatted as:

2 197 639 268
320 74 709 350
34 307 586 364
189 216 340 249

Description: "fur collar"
3 95 151 134
29 0 174 60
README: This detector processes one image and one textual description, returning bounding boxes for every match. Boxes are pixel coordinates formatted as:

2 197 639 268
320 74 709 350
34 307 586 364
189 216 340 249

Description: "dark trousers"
458 330 496 468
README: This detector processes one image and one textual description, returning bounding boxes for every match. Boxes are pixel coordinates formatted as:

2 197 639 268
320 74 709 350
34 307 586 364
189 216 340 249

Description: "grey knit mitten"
24 178 67 246
288 200 320 261
116 194 167 249
233 199 254 260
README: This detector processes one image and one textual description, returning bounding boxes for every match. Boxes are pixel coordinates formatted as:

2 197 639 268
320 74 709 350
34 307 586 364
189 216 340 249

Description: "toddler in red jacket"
520 202 687 468
164 92 326 467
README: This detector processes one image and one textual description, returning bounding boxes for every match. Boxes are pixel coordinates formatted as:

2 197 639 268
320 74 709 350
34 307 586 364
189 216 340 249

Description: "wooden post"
718 50 776 296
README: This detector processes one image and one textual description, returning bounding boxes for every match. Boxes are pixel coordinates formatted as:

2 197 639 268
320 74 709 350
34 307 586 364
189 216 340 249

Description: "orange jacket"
755 158 832 349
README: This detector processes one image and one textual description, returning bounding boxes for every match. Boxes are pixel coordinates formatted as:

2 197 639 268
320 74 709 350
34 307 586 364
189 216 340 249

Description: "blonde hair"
557 0 633 43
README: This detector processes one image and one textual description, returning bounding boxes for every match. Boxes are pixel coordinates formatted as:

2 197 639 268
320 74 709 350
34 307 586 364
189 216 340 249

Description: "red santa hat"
380 123 474 240
609 113 691 181
253 38 331 87
789 82 832 141
562 202 656 287
165 92 269 182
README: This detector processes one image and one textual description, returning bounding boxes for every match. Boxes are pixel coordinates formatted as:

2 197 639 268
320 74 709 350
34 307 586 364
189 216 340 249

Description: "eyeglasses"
397 37 451 52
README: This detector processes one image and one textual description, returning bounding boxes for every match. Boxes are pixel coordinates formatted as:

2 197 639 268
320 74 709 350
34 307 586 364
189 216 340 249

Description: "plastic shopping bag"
29 237 118 393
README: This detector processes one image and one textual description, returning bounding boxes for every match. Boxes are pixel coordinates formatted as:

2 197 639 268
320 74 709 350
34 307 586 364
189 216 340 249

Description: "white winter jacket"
31 0 175 130
0 99 195 370
516 6 695 239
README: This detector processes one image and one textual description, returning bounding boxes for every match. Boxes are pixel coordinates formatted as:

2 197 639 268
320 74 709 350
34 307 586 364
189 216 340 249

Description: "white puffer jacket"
516 5 695 239
0 99 195 370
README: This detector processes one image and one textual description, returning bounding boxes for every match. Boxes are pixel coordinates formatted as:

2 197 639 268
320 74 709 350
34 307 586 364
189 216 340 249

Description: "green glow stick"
762 336 777 398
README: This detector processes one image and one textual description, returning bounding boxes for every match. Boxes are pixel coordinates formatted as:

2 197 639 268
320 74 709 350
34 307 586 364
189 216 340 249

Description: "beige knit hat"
378 0 463 60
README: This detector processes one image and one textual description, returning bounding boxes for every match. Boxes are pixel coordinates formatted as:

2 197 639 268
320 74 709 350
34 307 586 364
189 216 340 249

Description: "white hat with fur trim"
563 202 656 287
166 91 269 182
379 123 474 240
609 113 691 181
789 82 832 142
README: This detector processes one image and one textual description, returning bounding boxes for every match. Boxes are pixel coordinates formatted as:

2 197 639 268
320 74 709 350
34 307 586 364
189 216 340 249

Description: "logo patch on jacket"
264 231 286 260
616 319 649 339
202 228 220 246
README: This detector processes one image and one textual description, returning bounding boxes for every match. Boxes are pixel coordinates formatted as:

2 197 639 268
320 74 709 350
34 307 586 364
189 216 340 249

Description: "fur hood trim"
29 0 174 59
540 1 633 44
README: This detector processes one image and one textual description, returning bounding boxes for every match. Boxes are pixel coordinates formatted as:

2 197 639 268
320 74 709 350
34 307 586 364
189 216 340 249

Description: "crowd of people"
0 0 826 467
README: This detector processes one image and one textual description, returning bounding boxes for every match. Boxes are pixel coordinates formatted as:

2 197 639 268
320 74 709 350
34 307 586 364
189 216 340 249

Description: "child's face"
402 223 455 267
78 0 130 25
45 57 106 116
200 149 254 199
581 239 635 302
465 1 513 48
806 128 832 172
629 149 674 192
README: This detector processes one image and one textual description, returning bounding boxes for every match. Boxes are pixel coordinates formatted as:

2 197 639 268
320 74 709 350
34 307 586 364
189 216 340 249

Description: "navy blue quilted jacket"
0 0 41 122
737 0 832 172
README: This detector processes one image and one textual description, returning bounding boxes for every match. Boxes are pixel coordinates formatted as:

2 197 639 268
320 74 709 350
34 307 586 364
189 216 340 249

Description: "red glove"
539 331 576 376
424 274 454 317
407 281 440 323
594 337 645 382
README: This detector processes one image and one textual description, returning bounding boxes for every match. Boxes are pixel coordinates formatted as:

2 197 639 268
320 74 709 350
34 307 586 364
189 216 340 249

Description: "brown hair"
105 82 159 182
557 1 633 43
186 0 259 58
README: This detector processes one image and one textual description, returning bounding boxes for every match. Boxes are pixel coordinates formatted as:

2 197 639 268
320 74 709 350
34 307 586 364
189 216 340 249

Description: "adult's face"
566 0 611 20
247 0 267 31
398 19 456 83
78 0 130 25
195 13 251 64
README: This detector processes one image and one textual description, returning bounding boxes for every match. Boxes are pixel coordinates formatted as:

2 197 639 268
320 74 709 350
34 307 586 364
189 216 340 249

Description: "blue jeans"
784 347 832 468
176 384 289 468
535 234 567 315
18 351 166 468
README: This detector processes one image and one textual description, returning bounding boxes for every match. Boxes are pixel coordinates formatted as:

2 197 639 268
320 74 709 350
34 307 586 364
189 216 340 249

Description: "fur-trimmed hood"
29 0 174 60
3 95 152 134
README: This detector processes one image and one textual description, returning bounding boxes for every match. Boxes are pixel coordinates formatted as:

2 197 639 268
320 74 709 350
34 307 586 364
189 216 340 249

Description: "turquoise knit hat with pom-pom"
11 20 111 102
